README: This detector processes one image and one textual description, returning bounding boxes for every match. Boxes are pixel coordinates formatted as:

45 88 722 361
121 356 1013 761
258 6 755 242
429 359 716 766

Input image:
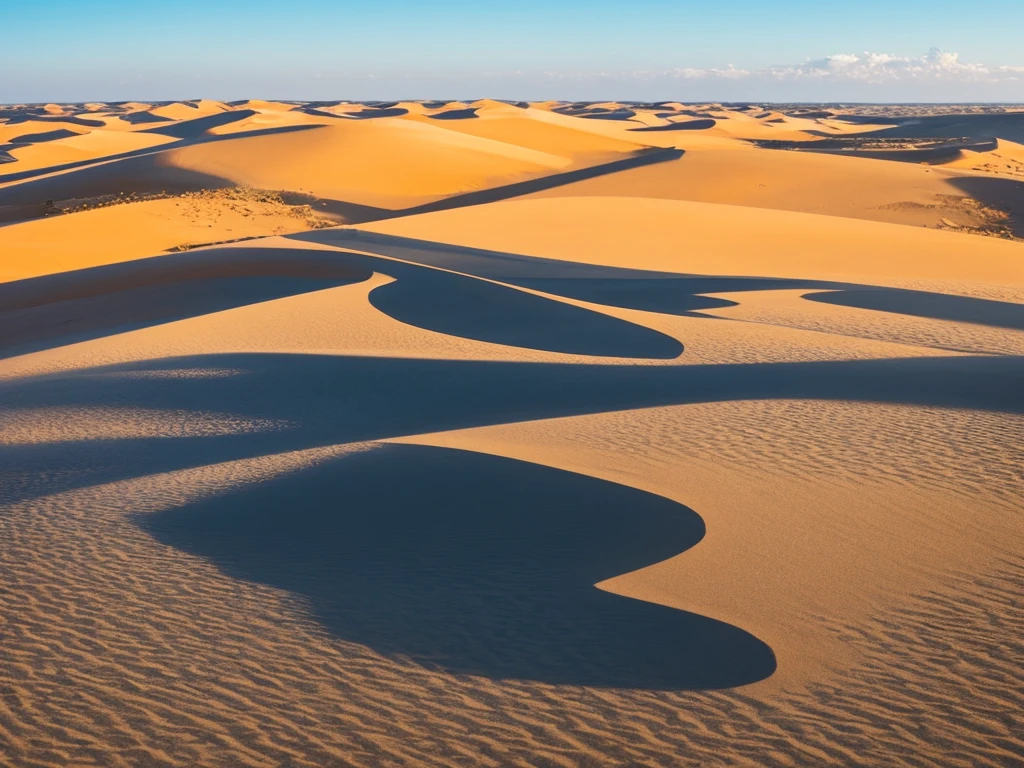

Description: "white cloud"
662 48 1023 84
491 49 1024 103
668 66 751 80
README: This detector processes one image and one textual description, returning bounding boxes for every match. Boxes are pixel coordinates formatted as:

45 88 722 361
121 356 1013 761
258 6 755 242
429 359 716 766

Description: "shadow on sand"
4 352 1021 495
0 140 681 230
298 229 1023 331
296 149 686 226
141 109 256 139
2 350 1020 513
118 110 173 125
340 107 410 120
8 228 1019 361
0 245 683 360
355 147 684 223
8 129 81 144
866 112 1024 144
5 351 1021 687
0 113 104 128
427 108 480 120
141 442 776 689
0 123 320 189
366 265 684 358
0 247 373 359
290 229 820 314
805 288 1024 331
629 119 716 132
946 175 1024 238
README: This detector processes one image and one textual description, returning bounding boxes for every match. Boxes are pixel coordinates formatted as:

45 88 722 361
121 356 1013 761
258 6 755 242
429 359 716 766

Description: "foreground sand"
1 100 1022 767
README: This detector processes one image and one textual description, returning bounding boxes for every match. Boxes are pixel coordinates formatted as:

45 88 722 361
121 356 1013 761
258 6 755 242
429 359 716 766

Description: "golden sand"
0 100 1021 767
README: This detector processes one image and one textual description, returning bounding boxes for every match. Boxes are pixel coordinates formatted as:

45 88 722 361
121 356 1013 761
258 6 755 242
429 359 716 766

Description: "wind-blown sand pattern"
1 99 1022 767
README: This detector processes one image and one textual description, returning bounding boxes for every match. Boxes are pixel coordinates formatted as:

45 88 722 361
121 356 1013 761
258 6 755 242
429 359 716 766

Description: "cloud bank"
517 49 1024 103
659 48 1024 85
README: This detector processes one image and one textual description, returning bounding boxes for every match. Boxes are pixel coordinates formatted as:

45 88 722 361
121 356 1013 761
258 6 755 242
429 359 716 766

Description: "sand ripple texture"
0 447 1020 767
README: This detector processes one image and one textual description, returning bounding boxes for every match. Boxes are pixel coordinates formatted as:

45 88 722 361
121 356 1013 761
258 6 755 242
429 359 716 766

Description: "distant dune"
0 99 1021 768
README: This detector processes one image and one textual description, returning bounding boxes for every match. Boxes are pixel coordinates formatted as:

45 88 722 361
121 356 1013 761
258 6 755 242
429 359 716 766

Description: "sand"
3 129 177 173
158 119 577 209
0 191 336 283
0 100 1022 768
362 195 1022 285
518 144 1011 231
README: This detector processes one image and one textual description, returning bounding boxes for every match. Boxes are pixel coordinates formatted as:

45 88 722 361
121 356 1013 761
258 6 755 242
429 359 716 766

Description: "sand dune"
157 119 577 208
231 99 297 113
857 111 1024 143
0 192 336 283
0 119 91 143
411 103 648 160
515 143 1019 232
943 137 1024 176
0 100 1022 768
3 128 175 172
6 101 1017 230
362 195 1023 285
149 100 229 121
204 108 332 135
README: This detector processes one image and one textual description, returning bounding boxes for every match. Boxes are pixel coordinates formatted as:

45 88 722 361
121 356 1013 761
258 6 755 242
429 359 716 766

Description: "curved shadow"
554 106 637 121
0 243 683 360
301 230 1024 333
805 289 1024 331
0 114 104 128
0 123 320 188
9 129 80 144
141 443 776 689
0 247 372 359
512 277 739 314
367 269 684 358
141 109 256 139
630 119 716 132
118 111 173 125
294 230 831 317
361 148 684 221
344 107 410 120
427 108 480 120
0 149 233 211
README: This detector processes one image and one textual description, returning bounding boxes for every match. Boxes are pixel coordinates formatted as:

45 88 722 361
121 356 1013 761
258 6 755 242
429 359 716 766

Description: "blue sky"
5 0 1024 102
